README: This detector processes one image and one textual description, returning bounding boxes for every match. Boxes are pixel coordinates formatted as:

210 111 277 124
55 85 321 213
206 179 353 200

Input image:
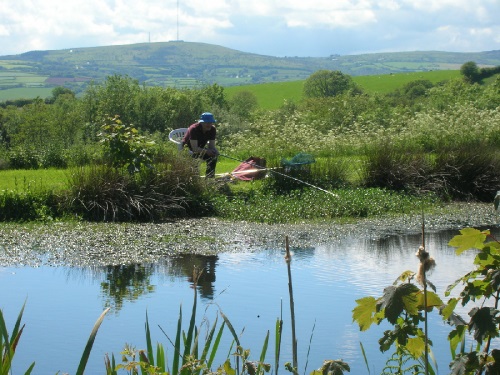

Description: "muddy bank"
0 202 499 267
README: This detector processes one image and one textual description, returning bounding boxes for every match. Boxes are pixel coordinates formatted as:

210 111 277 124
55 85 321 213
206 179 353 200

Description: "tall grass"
63 154 211 221
0 302 35 375
106 267 276 375
362 141 500 201
0 188 58 221
0 302 109 375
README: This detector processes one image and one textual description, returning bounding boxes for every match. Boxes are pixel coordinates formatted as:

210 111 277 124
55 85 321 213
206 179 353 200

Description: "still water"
1 227 498 375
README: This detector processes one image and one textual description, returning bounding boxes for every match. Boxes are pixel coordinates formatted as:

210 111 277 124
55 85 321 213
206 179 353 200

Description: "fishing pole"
219 153 338 197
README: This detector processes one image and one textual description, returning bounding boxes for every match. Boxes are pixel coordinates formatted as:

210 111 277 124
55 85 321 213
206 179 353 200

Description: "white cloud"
0 0 499 57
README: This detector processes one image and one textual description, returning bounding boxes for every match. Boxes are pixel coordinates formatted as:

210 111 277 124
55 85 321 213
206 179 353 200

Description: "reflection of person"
183 112 219 178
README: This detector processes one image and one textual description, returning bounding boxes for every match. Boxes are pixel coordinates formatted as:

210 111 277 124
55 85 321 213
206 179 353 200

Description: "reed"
0 301 34 375
0 302 108 375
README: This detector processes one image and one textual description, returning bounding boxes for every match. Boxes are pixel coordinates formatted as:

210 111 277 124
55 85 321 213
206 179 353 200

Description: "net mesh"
281 153 315 168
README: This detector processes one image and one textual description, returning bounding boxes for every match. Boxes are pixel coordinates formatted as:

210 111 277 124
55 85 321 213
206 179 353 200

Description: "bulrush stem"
285 236 298 371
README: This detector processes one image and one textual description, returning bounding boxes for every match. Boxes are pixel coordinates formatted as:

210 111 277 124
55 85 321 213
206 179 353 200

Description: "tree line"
0 62 498 171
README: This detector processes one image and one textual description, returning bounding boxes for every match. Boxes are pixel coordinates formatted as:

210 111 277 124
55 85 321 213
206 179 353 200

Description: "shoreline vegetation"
0 201 497 268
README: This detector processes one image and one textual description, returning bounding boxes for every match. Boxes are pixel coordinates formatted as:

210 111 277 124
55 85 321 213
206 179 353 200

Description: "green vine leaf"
441 298 459 320
406 336 425 358
415 290 443 311
394 270 415 284
468 307 500 344
449 352 479 375
448 228 488 255
377 284 420 324
352 296 378 331
448 325 467 356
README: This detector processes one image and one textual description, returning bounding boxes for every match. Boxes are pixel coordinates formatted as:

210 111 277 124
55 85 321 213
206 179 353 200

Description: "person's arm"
189 139 206 153
206 140 219 156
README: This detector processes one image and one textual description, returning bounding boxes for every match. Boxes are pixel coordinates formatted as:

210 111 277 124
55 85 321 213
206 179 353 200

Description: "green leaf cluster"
443 228 500 374
354 227 500 375
99 115 155 174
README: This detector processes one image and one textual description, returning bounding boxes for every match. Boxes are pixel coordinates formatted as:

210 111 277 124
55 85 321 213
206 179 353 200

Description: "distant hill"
0 41 499 100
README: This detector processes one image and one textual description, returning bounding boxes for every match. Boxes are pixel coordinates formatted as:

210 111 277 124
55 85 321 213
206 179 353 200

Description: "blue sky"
1 0 499 57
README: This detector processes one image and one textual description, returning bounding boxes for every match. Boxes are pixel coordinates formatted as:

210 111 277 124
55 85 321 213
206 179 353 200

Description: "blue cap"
199 112 216 123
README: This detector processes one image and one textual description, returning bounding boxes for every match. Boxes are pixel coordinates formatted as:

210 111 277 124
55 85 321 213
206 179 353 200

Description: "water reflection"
100 264 156 311
91 228 495 314
170 254 218 299
93 254 219 312
3 226 500 375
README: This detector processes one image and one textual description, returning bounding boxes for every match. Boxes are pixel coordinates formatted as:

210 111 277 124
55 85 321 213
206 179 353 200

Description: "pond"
1 225 499 375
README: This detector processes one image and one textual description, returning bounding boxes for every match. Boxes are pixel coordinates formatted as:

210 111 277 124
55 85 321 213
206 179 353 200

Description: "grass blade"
275 302 283 375
199 315 218 368
0 303 35 375
156 343 166 372
207 321 225 369
220 312 240 375
258 330 270 374
145 311 154 367
172 305 182 375
75 307 110 375
359 342 371 375
303 319 316 375
220 312 240 347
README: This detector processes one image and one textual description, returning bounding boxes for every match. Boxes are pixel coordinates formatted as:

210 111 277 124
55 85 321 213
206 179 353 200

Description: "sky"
1 0 499 58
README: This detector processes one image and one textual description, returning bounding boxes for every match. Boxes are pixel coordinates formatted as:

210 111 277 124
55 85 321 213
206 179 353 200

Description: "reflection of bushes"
100 264 155 312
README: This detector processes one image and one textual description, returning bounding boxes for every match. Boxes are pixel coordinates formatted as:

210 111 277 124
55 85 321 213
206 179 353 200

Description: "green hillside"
0 41 498 101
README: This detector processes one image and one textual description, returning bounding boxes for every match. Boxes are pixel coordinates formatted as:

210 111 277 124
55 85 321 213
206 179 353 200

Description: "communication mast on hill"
176 0 180 41
170 0 184 42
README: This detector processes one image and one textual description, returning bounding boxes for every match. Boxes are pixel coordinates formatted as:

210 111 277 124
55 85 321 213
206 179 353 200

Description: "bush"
362 141 500 201
8 147 40 169
63 154 212 222
362 142 433 193
0 189 59 221
39 146 67 169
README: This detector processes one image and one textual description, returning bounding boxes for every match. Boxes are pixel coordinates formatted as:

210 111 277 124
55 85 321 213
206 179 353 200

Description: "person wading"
182 112 219 178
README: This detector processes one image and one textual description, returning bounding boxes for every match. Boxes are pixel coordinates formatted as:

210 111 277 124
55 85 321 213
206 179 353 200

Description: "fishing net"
281 153 315 171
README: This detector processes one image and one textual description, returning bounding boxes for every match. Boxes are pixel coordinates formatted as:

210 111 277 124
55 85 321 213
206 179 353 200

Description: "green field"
2 69 460 107
0 87 53 101
225 80 304 109
0 158 243 191
0 169 69 191
225 70 461 109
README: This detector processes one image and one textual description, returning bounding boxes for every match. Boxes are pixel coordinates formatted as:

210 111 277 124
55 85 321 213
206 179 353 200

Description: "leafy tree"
95 74 141 125
201 83 228 110
50 91 82 148
49 86 76 103
402 79 434 101
460 61 481 84
229 90 258 118
11 98 54 150
303 70 358 98
80 81 100 126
